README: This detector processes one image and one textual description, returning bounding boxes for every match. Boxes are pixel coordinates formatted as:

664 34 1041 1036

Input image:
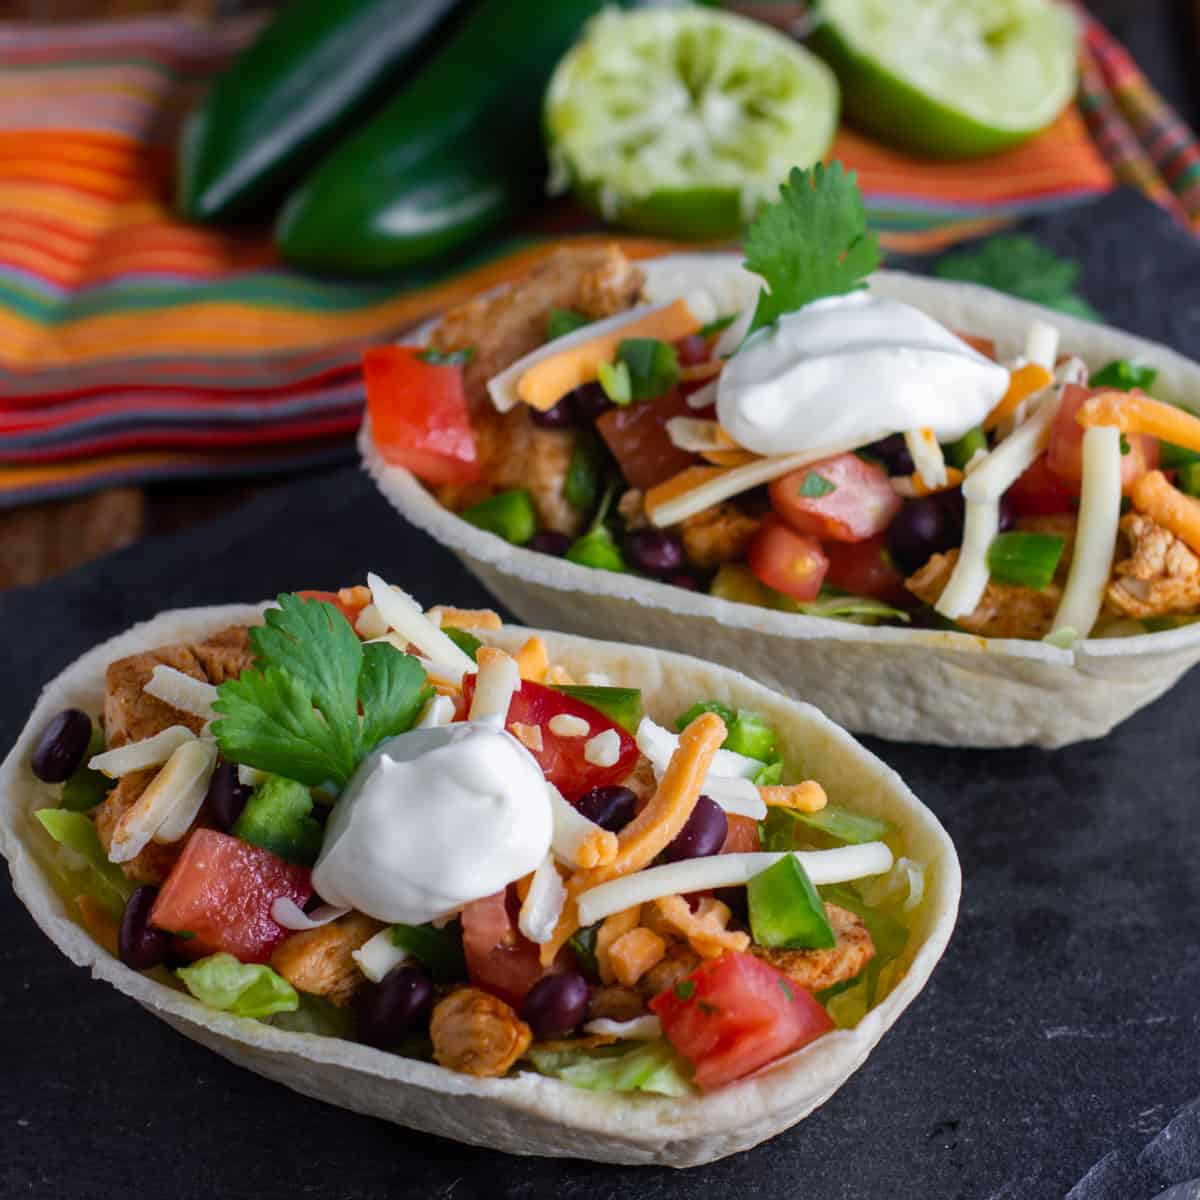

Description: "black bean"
520 972 590 1038
660 795 727 863
31 709 93 783
356 965 434 1049
205 760 251 832
624 529 684 577
118 886 170 971
527 530 572 557
575 785 637 832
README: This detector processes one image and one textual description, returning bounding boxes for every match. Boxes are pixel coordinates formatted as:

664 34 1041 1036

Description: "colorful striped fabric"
0 10 1182 507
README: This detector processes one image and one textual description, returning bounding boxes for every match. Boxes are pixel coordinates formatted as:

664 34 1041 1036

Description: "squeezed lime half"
545 7 839 239
810 0 1079 158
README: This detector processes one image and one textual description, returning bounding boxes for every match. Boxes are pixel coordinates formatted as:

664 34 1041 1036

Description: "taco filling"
27 581 922 1096
365 161 1200 646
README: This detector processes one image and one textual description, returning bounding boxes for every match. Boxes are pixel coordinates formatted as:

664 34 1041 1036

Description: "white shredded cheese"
583 1015 662 1040
354 603 389 640
1024 320 1060 371
701 774 768 820
109 738 218 863
352 927 410 983
366 573 476 674
548 713 590 739
647 439 860 528
636 717 760 783
416 693 456 729
584 729 621 768
1052 425 1122 637
468 650 520 728
270 899 349 931
934 498 999 620
485 302 670 413
962 389 1061 505
237 763 268 788
862 856 926 913
685 378 720 411
548 783 615 868
88 725 195 779
576 843 895 926
665 417 734 454
518 856 567 945
904 428 948 490
143 665 219 722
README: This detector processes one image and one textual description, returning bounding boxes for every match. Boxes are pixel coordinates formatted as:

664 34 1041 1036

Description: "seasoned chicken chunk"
680 502 762 569
104 644 208 748
91 769 184 886
751 903 875 993
1107 511 1200 618
270 912 382 1007
906 550 1062 640
586 985 647 1023
430 987 531 1078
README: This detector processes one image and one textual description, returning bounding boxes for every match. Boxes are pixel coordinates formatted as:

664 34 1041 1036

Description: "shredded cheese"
548 713 590 739
654 894 749 958
509 722 544 752
576 843 895 926
636 716 760 783
88 725 195 779
415 693 456 729
582 1015 662 1040
1132 470 1200 555
270 899 350 931
678 359 724 384
1078 390 1200 454
468 648 520 728
761 781 828 812
548 783 617 869
595 907 642 984
1024 319 1060 370
982 362 1054 431
644 440 860 528
143 666 218 722
427 605 502 631
904 428 948 490
963 389 1063 505
607 927 666 986
892 466 964 499
354 603 388 640
514 636 549 683
934 498 999 620
583 729 621 767
664 417 739 455
366 573 476 674
518 856 567 945
685 379 719 411
237 763 268 788
1052 426 1122 637
700 774 767 820
352 927 410 983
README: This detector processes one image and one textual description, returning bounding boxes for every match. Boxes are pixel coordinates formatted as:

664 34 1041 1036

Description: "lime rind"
545 8 839 236
812 0 1078 157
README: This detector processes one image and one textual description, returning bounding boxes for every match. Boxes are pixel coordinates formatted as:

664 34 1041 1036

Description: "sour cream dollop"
312 723 552 925
716 291 1010 456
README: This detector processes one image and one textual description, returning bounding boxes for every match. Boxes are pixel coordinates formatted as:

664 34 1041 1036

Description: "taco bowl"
361 249 1200 748
1 597 958 1166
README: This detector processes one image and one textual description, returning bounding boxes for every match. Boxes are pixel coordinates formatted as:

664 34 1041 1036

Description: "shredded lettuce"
270 993 355 1038
710 565 909 625
525 1039 694 1096
34 808 133 911
176 953 298 1019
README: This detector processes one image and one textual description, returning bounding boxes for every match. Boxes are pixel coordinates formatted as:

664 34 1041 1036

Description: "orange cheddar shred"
1078 390 1200 454
983 363 1055 432
514 636 548 683
761 781 829 813
1131 470 1200 555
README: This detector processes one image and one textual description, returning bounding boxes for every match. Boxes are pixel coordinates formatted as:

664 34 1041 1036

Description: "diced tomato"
460 888 546 1008
769 453 901 544
150 830 312 964
460 677 638 802
296 589 369 630
650 951 834 1091
721 814 761 855
1046 384 1159 495
675 334 710 367
747 517 829 603
363 345 480 486
1005 454 1076 517
823 534 910 606
595 389 700 490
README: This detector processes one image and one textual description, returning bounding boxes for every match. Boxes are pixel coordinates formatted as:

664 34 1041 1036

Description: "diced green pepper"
724 710 779 764
391 921 466 982
461 489 537 545
553 685 643 734
753 759 783 787
943 426 987 470
1089 358 1157 392
232 776 324 866
1177 462 1200 498
60 726 114 812
442 627 482 661
748 855 835 949
565 429 607 514
616 337 680 401
566 526 625 572
674 700 736 731
597 360 632 406
986 531 1065 589
547 307 590 341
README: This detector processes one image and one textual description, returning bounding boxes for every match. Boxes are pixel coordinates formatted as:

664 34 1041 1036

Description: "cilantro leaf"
212 593 428 787
744 162 880 338
799 470 836 498
616 338 679 401
416 346 475 366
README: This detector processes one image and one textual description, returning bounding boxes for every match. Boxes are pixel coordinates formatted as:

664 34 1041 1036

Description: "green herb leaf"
441 627 482 661
553 685 644 734
987 531 1065 589
547 308 590 341
744 162 881 338
934 235 1100 321
1176 462 1200 498
391 922 467 982
461 489 537 545
798 470 836 499
1089 359 1157 392
565 429 608 514
616 338 680 401
1119 434 1131 456
416 346 475 366
673 980 696 1001
568 923 601 980
177 954 298 1020
597 359 633 406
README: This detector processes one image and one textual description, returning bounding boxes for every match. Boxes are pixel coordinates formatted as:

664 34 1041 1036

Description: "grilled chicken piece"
1107 511 1200 619
680 503 762 569
751 903 875 993
586 986 647 1023
103 645 209 748
270 913 383 1007
430 987 532 1078
189 625 254 685
638 944 700 999
906 550 1063 640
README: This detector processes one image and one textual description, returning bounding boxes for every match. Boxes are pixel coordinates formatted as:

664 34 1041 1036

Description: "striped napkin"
0 10 1187 508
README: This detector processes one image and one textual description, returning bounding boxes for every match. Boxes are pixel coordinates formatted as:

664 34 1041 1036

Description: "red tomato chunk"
364 345 480 486
770 453 901 543
461 888 546 1008
460 677 638 802
747 517 829 602
596 390 700 491
1005 454 1076 518
650 951 834 1091
150 830 312 964
823 533 909 606
1047 384 1159 495
296 589 369 631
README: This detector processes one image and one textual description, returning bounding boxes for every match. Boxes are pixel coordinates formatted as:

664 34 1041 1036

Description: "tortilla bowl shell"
362 255 1200 747
1 604 958 1166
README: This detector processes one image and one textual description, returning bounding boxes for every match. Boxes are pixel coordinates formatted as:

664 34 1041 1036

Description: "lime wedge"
545 7 839 239
810 0 1078 157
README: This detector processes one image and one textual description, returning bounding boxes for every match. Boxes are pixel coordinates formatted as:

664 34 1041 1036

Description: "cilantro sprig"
743 162 881 339
212 594 431 787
